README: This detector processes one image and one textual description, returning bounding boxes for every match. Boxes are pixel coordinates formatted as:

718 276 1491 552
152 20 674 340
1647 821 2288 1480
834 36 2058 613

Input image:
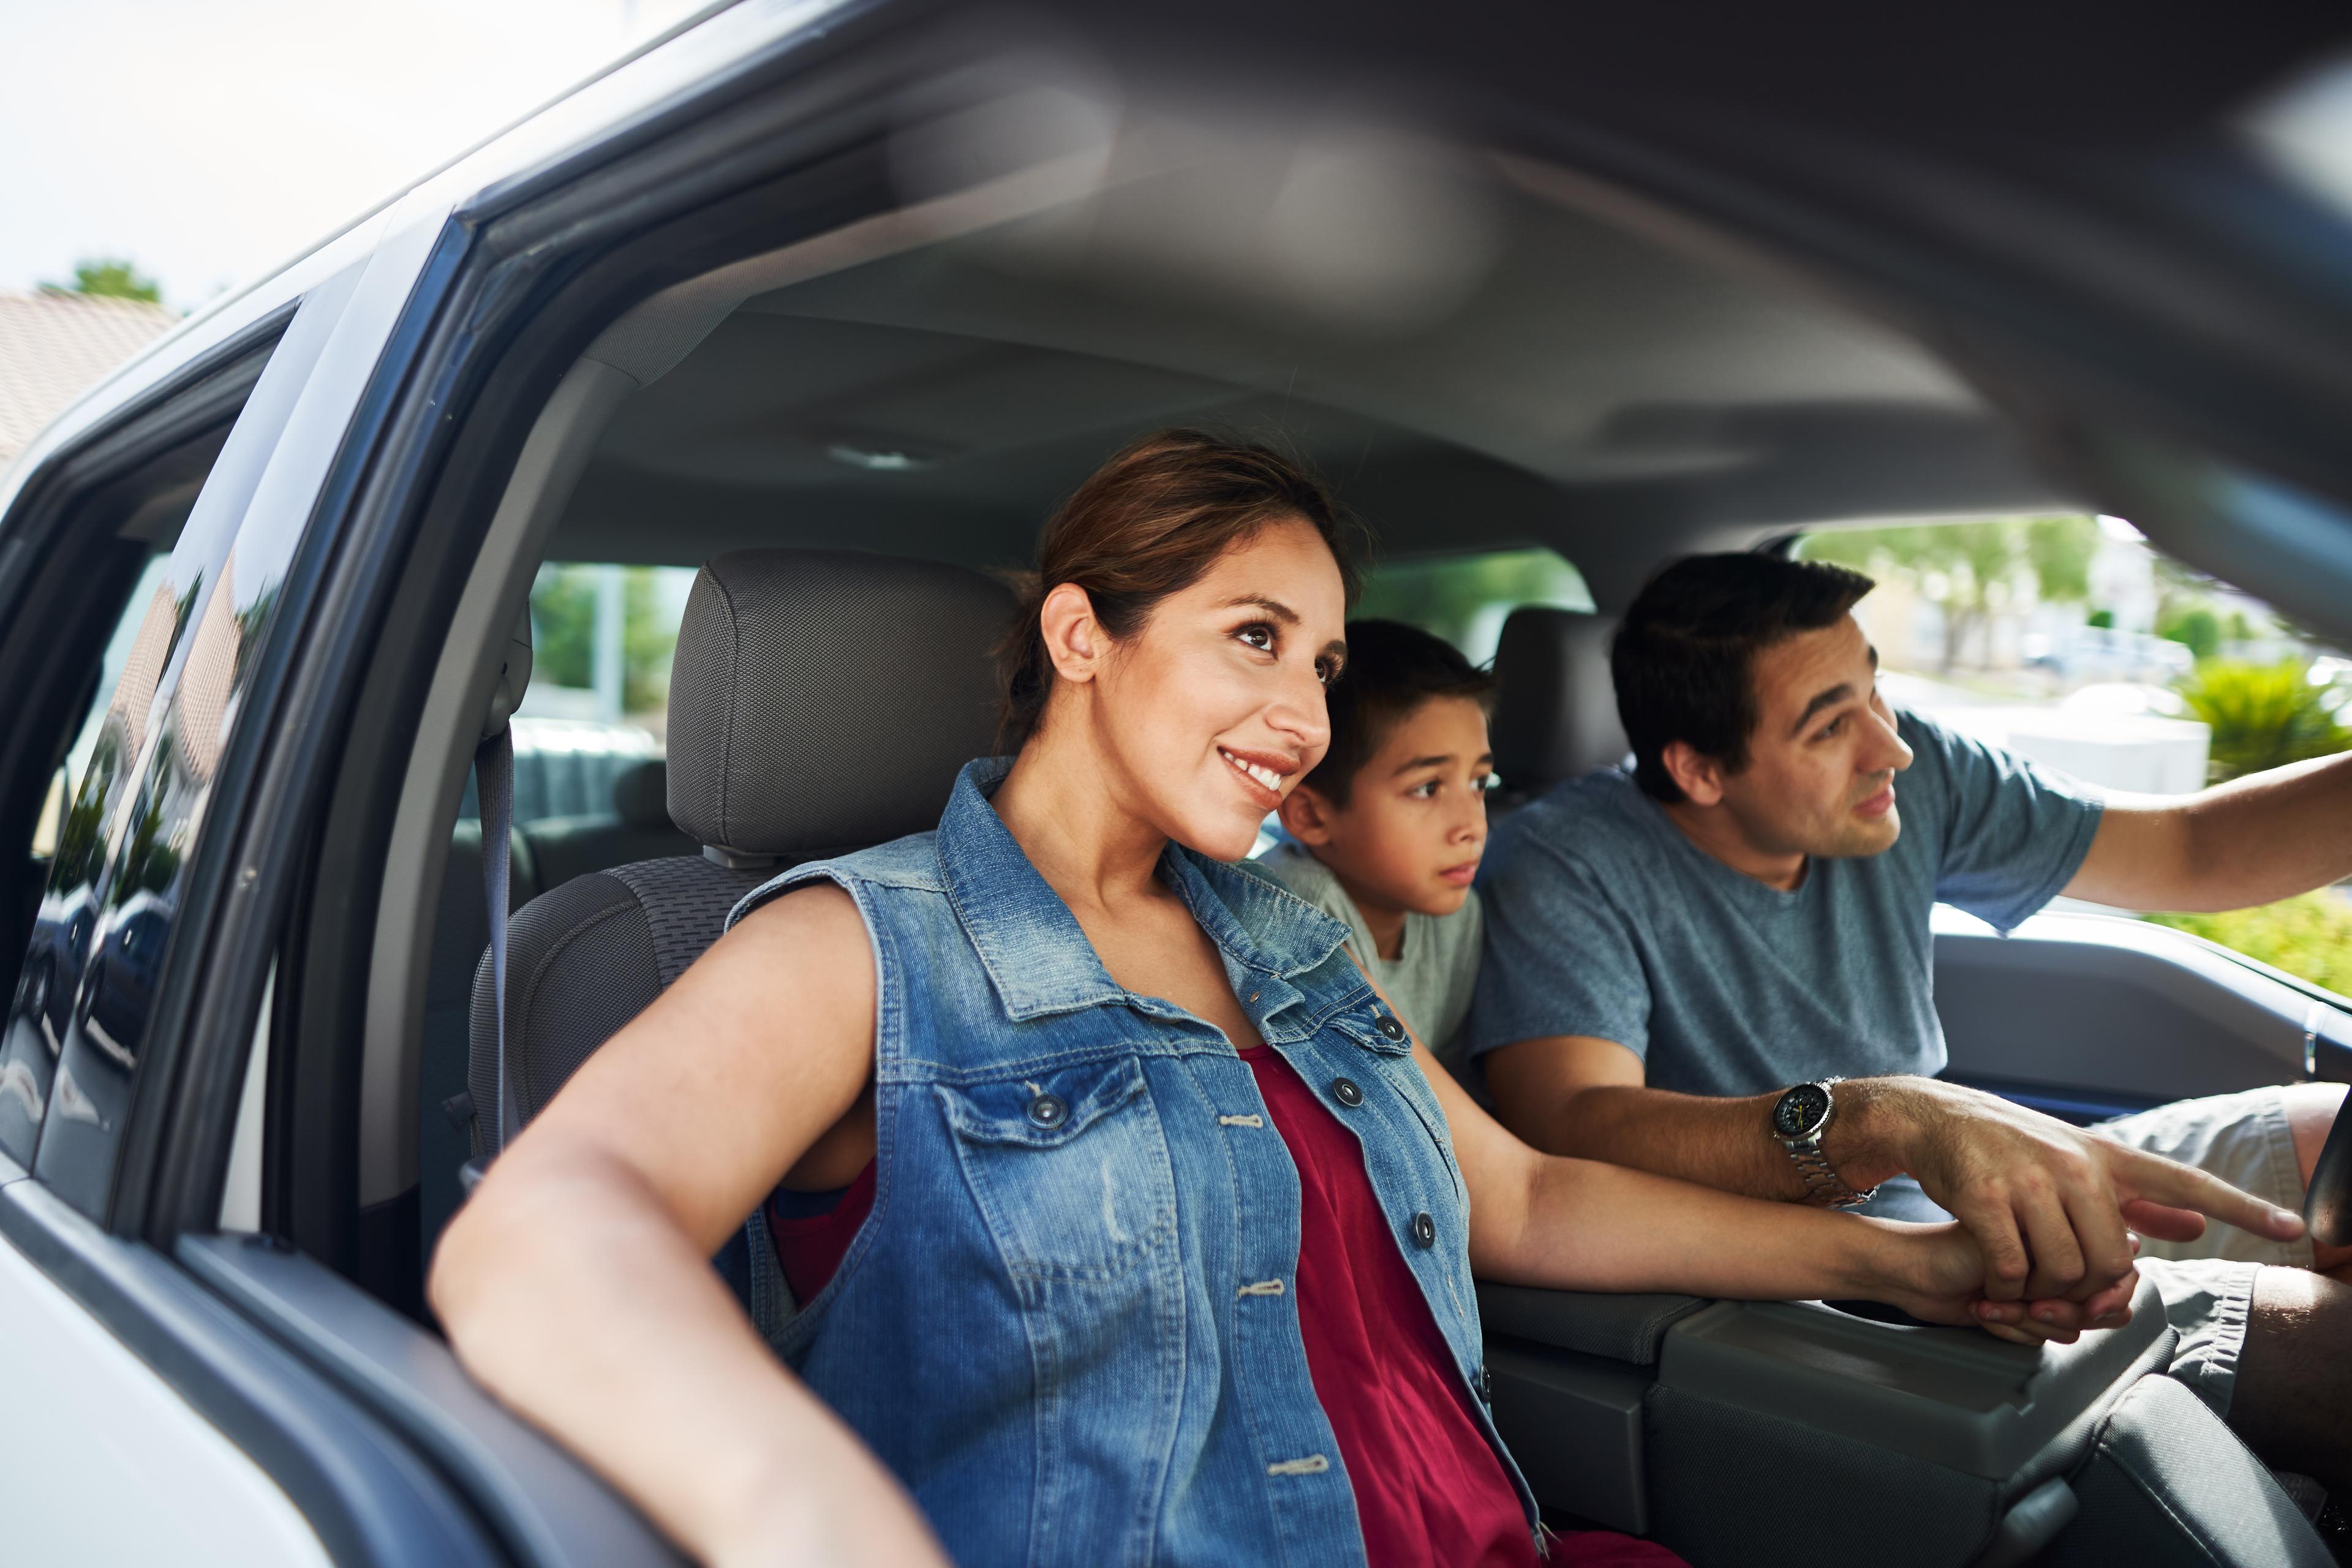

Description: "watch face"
1774 1083 1832 1140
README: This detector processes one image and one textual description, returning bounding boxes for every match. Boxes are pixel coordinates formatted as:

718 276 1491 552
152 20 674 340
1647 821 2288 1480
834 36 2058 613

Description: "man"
1468 552 2351 1491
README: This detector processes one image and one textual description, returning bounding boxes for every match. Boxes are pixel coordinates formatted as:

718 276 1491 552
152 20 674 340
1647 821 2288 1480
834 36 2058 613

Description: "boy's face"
1281 695 1493 919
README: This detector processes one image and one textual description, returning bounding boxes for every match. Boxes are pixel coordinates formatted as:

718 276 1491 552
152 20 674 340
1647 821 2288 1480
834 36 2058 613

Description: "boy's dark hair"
1302 619 1493 806
1612 553 1875 804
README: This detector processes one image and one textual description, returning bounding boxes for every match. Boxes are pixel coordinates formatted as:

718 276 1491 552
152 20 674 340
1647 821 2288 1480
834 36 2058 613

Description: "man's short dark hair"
1303 619 1493 806
1612 553 1875 804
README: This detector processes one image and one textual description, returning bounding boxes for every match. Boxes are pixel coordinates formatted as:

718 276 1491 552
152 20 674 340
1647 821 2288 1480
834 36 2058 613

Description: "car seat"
462 547 1013 1338
1487 605 1628 807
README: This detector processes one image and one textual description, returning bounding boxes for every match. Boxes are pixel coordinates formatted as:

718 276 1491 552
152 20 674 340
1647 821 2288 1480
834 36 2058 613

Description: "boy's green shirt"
1254 840 1483 1071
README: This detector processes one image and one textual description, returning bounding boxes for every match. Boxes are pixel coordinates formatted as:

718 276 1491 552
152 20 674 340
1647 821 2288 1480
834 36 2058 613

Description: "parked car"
4 4 2351 1564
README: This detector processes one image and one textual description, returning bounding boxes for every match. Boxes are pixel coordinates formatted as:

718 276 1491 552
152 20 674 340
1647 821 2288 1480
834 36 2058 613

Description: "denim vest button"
1411 1211 1436 1248
1331 1077 1363 1107
1027 1092 1068 1129
1375 1016 1405 1041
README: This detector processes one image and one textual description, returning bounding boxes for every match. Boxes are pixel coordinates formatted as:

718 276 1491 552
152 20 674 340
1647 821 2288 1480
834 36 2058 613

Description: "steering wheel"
2307 1088 2352 1248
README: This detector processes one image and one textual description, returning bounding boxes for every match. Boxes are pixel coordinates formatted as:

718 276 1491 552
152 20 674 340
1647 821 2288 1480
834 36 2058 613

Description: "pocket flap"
1331 1004 1414 1057
938 1054 1151 1148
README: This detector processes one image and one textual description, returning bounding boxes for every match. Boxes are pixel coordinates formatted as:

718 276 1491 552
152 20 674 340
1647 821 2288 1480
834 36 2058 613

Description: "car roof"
20 1 2352 625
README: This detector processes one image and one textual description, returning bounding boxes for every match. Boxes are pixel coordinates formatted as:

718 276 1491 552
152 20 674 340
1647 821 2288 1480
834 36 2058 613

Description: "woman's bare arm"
429 884 947 1567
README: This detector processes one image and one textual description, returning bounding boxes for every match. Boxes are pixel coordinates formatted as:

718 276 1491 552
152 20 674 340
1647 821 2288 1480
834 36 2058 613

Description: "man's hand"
1839 1077 2306 1302
1877 1220 2139 1346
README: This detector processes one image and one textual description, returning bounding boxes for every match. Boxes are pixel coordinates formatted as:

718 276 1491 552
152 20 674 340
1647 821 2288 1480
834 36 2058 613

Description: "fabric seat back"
466 548 1014 1330
1488 605 1628 806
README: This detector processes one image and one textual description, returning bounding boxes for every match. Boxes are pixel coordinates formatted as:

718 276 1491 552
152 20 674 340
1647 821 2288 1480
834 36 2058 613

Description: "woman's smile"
1219 745 1296 810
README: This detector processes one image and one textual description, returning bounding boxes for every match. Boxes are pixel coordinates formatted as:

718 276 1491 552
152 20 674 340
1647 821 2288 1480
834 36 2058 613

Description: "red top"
771 1055 1684 1568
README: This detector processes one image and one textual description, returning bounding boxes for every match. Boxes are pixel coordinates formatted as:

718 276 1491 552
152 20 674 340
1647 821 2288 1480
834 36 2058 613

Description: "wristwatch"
1771 1079 1878 1210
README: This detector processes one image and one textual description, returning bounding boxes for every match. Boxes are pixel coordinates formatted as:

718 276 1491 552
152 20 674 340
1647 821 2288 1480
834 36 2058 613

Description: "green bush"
2174 658 2350 782
2146 892 2352 998
2158 604 2222 661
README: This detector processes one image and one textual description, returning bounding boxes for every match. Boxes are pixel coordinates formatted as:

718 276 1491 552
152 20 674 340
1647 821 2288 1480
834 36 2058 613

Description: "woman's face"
1082 520 1349 861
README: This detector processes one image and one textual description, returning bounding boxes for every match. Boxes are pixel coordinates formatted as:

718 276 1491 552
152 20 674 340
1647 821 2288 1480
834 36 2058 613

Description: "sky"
0 0 710 312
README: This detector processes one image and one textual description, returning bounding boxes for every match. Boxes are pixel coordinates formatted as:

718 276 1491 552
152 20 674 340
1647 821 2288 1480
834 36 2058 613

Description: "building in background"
0 290 176 472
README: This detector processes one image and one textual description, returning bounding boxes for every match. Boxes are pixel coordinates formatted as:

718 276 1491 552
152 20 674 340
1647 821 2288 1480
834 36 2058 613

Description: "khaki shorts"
2093 1085 2313 1419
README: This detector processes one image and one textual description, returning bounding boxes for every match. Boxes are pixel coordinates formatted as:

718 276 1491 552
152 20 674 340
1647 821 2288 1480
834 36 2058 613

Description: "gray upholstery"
610 758 669 830
1645 1380 2010 1568
1488 606 1627 799
1476 1283 1705 1366
463 548 1019 1346
2045 1375 2332 1568
666 549 1016 859
466 858 771 1138
521 761 698 894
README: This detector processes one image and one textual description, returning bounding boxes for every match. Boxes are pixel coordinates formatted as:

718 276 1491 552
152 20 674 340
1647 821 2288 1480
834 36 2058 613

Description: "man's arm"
1483 1032 2307 1303
1484 1033 1815 1198
2067 750 2352 912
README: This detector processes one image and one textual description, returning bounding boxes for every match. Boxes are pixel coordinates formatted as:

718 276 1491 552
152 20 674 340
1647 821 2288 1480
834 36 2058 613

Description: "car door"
1933 904 2352 1125
0 214 527 1565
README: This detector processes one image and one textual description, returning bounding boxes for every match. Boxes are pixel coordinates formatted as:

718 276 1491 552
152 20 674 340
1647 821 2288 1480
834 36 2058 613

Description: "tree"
46 257 164 304
1799 516 2098 672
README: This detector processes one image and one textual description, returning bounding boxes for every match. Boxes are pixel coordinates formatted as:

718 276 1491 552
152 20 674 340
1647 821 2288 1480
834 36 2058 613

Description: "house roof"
0 290 178 469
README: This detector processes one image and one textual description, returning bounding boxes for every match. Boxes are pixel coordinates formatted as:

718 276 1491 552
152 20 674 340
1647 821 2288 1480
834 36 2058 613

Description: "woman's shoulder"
726 831 949 933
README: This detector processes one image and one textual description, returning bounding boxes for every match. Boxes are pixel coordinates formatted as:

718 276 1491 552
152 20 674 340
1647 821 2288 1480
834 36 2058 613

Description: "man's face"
1716 615 1915 859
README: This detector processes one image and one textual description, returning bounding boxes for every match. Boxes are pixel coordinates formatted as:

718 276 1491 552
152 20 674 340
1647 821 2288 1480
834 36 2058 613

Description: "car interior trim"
0 1178 503 1567
181 1230 687 1568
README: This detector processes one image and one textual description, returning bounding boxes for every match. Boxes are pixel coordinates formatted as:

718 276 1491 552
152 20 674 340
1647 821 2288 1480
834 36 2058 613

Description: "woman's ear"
1278 782 1338 845
1038 581 1103 684
1661 740 1727 807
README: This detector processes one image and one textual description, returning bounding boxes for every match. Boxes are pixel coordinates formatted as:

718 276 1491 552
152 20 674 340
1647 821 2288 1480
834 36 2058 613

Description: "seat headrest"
1490 606 1629 797
665 549 1017 862
611 760 670 830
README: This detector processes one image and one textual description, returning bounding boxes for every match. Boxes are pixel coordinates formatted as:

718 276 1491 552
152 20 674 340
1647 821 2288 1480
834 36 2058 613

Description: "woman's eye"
1477 772 1500 793
1315 657 1342 687
1409 780 1440 799
1235 623 1275 654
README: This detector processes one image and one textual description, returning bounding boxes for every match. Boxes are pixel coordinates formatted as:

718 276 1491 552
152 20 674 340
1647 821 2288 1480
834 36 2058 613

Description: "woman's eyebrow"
1222 594 1298 624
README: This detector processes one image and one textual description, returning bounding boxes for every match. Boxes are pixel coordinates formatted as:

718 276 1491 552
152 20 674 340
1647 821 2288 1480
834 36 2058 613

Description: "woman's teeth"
1220 749 1282 792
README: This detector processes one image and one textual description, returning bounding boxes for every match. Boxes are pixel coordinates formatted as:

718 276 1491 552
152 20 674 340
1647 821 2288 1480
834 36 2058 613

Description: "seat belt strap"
477 723 521 1154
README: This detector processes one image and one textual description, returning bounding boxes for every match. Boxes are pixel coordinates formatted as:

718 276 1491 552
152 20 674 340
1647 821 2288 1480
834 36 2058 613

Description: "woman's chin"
1163 805 1268 864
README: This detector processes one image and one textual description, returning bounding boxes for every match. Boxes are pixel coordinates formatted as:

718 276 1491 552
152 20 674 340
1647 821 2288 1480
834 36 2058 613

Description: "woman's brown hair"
998 429 1361 752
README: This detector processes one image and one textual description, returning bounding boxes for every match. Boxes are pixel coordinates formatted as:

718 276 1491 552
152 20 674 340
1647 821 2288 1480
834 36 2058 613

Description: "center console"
1480 1280 2176 1568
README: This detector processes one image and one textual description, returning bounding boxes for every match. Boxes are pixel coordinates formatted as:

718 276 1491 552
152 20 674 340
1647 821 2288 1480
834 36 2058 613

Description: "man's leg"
2094 1085 2326 1267
2230 1267 2352 1494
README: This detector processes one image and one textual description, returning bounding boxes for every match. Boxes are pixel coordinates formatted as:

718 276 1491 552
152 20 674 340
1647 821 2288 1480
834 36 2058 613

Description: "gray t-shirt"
1255 840 1483 1067
1461 710 2104 1095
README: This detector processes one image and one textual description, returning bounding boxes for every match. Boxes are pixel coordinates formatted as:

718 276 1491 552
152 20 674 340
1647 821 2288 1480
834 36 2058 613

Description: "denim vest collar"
937 758 1351 1036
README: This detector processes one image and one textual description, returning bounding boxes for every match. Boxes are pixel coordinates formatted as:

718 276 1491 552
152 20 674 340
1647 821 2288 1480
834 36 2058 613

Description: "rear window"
1354 546 1591 666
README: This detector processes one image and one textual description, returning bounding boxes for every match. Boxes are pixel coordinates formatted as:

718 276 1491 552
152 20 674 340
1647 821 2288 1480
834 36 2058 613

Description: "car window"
28 555 176 867
1354 546 1592 666
454 562 698 829
1796 515 2352 997
1 266 361 1213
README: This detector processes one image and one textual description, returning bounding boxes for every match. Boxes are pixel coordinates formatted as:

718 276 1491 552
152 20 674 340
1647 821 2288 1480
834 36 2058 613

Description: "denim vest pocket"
938 1054 1177 1281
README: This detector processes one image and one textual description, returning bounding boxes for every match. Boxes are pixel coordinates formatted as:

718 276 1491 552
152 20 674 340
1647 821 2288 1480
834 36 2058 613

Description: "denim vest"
727 760 1536 1567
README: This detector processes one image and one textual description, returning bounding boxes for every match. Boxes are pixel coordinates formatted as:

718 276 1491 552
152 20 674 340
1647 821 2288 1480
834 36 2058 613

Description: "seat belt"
459 618 532 1196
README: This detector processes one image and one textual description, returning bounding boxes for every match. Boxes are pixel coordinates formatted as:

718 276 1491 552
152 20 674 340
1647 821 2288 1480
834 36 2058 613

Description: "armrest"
1476 1283 1708 1366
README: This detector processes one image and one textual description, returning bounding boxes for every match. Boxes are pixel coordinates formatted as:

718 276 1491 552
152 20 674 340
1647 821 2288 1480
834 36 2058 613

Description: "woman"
432 431 2126 1567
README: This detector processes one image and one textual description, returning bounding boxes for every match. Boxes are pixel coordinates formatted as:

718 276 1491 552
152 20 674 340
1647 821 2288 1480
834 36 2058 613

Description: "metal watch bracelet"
1774 1079 1879 1211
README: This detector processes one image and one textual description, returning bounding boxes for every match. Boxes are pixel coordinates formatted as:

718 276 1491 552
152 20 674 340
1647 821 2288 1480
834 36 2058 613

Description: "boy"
1259 619 1494 1067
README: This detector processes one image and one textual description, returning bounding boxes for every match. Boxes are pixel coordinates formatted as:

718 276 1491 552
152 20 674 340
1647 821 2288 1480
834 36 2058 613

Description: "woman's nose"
1269 671 1332 751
